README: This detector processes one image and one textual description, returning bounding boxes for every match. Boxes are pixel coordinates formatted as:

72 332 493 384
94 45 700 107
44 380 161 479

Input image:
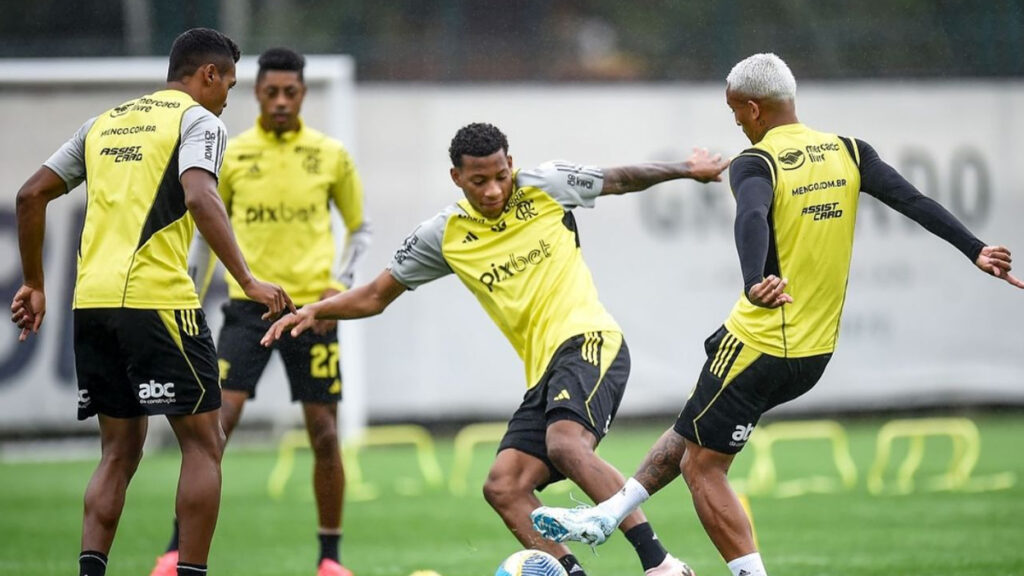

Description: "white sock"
597 477 650 523
727 552 767 576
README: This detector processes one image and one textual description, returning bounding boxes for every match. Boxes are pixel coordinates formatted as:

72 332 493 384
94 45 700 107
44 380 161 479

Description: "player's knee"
308 428 340 460
680 444 729 488
183 426 226 462
305 416 339 459
481 476 506 508
100 446 144 478
482 473 523 509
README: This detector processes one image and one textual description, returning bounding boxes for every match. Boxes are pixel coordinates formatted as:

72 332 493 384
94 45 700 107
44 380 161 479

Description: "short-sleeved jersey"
216 119 366 305
44 89 227 309
389 161 621 389
725 123 862 357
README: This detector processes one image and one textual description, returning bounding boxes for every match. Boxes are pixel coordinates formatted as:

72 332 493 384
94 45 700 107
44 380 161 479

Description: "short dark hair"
257 47 306 82
448 123 509 167
166 28 241 82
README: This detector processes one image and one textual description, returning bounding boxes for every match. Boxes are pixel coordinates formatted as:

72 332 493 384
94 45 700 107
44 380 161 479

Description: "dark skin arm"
11 167 67 341
181 167 296 318
600 148 728 195
261 269 407 346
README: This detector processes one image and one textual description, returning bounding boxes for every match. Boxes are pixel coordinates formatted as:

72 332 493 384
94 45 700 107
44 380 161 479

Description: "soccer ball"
495 550 568 576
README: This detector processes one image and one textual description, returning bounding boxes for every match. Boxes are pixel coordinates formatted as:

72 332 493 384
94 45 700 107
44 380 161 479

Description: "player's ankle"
727 552 767 576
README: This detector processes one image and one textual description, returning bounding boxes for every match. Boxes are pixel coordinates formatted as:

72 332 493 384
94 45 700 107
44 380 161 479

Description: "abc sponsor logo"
730 423 754 446
138 380 176 405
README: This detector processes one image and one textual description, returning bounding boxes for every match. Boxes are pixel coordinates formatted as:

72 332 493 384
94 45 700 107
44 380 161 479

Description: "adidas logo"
739 570 750 576
554 389 570 401
462 231 479 243
567 564 584 576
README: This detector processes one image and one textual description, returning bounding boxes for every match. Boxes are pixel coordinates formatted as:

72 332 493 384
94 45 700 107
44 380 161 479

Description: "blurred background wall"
2 0 1023 81
0 1 1022 435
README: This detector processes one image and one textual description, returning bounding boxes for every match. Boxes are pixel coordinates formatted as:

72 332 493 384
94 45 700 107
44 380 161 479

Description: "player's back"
725 123 862 357
77 90 206 309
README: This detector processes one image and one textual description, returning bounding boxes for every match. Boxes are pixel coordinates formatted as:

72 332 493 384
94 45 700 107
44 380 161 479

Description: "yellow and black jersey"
44 89 227 309
726 123 984 357
389 161 621 389
207 119 368 306
726 124 862 357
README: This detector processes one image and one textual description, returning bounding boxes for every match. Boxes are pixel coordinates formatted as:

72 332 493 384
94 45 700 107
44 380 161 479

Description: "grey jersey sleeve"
516 160 605 209
179 107 228 178
387 207 455 290
43 117 97 192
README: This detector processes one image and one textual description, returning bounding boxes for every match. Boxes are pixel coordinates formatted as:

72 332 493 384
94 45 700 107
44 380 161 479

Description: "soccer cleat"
148 550 178 576
317 558 354 576
530 505 618 546
644 554 695 576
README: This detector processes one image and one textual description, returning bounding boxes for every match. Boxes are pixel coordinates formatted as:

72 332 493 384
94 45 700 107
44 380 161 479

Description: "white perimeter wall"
1 70 1021 432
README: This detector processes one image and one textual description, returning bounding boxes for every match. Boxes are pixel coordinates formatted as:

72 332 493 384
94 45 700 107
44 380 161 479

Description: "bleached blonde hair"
726 53 797 100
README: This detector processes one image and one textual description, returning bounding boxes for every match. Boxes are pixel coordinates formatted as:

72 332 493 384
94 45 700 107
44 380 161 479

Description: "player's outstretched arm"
12 167 67 341
858 142 1022 290
975 245 1024 289
182 167 295 319
261 269 407 346
600 148 728 195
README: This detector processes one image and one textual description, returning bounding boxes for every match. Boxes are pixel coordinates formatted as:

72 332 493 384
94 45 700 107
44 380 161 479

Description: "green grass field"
2 413 1023 576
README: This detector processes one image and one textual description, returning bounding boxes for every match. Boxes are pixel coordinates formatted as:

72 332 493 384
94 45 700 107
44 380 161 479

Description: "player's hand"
260 308 317 347
975 245 1024 289
241 279 296 320
687 147 729 183
746 275 793 308
312 288 341 335
11 284 46 342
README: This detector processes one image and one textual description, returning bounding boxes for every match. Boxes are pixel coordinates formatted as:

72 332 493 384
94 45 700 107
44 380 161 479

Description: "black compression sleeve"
856 140 985 261
730 155 775 293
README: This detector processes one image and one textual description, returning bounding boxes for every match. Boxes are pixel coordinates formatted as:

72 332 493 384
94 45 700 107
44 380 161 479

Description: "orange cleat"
318 558 354 576
149 551 179 576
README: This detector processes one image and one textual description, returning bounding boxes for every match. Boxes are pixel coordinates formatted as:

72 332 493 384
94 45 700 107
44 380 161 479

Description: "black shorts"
74 308 220 420
217 299 342 404
674 325 831 454
498 331 629 485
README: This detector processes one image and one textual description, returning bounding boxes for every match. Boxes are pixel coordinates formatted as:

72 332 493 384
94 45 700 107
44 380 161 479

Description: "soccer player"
530 53 1024 576
261 122 728 576
10 28 294 576
149 47 369 576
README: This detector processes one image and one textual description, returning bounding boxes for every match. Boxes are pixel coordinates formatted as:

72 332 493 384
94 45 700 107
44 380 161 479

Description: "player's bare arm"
261 269 407 346
600 148 728 195
12 167 67 341
311 287 342 335
182 167 295 319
